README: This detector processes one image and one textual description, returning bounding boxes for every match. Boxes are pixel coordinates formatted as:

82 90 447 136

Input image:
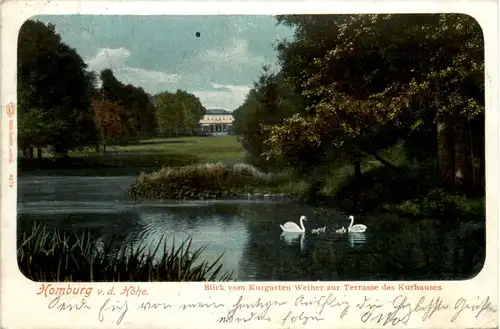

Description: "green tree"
155 90 206 137
266 14 484 193
232 66 305 169
99 69 158 138
123 84 158 137
155 91 179 137
175 90 206 134
18 20 98 157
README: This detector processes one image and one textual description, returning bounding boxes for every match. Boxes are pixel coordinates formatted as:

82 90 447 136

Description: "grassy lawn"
75 136 245 164
19 136 246 176
100 136 242 159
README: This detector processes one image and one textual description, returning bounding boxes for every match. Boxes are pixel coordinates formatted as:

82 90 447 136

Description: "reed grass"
17 223 233 282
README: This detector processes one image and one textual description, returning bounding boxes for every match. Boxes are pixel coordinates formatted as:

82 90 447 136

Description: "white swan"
347 215 367 233
280 215 307 233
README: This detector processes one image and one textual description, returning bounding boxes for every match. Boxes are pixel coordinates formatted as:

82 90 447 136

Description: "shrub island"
128 162 291 200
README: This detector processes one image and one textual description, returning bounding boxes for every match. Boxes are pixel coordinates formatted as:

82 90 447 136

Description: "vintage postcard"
1 0 498 328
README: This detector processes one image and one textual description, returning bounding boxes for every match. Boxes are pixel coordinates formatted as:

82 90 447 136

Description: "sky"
33 15 295 110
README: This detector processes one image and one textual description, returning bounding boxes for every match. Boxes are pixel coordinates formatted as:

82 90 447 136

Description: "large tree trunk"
436 111 455 190
360 147 400 172
469 119 485 196
354 158 362 178
476 118 486 193
36 147 43 160
352 156 362 207
469 125 476 189
454 119 472 193
304 180 324 204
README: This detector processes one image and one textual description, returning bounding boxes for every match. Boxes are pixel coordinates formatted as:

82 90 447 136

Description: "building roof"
205 109 232 115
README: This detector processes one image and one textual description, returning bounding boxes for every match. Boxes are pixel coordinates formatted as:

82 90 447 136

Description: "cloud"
85 48 252 109
86 47 131 72
193 83 251 110
120 67 179 85
199 38 267 67
85 47 179 93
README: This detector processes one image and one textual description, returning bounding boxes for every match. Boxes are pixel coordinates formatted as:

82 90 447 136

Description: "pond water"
17 175 485 281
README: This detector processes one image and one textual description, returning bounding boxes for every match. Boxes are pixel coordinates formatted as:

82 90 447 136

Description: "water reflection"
348 232 367 248
135 211 248 277
280 232 306 252
17 175 485 281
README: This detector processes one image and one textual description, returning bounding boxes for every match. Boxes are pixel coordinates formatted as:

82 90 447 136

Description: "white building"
199 109 234 135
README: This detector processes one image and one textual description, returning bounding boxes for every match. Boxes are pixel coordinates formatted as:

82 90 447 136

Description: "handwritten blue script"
43 293 497 326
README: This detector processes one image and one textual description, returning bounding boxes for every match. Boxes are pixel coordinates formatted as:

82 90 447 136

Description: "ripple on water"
18 175 136 202
136 210 249 277
17 200 135 214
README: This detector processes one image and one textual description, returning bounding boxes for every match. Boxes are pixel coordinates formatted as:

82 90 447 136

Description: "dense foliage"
273 14 484 192
18 20 97 157
232 66 305 169
100 68 158 138
155 90 206 137
233 14 485 201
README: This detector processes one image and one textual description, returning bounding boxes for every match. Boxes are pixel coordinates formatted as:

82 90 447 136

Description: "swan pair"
280 215 367 233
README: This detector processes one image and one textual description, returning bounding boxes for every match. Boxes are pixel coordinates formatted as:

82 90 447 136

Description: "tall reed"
17 223 233 282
